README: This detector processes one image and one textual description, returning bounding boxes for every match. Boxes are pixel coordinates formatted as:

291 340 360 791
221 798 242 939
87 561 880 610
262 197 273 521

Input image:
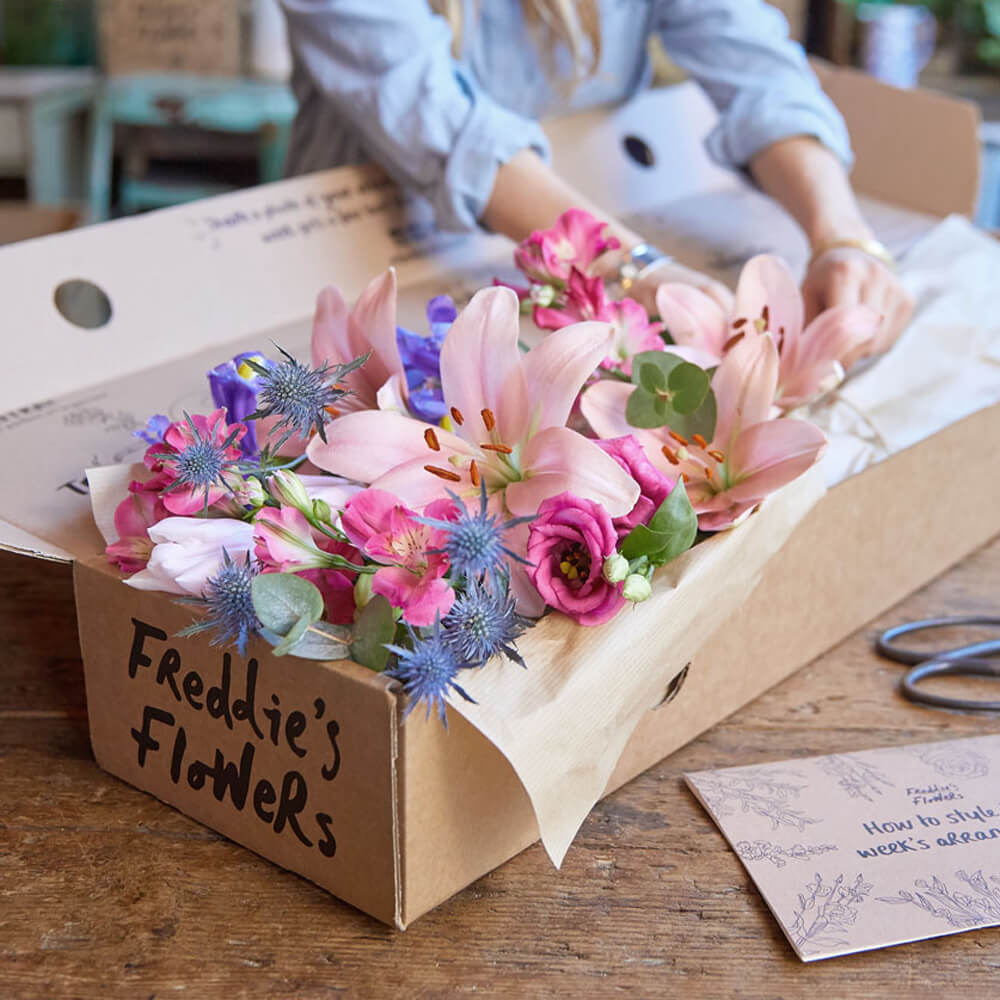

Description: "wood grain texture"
2 541 1000 999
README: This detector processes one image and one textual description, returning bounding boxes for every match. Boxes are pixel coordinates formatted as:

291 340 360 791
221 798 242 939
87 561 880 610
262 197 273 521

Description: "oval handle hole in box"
652 663 690 710
54 279 113 329
623 134 656 168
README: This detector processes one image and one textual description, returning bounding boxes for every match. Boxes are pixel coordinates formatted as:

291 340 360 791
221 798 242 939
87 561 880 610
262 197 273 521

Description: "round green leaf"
251 573 324 634
350 595 395 672
668 362 710 414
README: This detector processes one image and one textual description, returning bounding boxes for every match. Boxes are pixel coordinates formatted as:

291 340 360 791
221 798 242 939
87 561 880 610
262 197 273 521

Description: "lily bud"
602 552 630 584
623 573 652 603
269 469 311 513
312 498 333 525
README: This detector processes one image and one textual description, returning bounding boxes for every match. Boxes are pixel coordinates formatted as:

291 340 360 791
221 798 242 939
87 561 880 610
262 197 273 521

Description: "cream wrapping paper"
812 215 1000 486
446 468 826 867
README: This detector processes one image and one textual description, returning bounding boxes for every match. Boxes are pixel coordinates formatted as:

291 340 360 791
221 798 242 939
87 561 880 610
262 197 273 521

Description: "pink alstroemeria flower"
307 287 640 613
341 489 455 627
514 208 620 285
655 255 880 411
310 267 408 413
581 332 827 531
106 487 169 573
533 269 663 377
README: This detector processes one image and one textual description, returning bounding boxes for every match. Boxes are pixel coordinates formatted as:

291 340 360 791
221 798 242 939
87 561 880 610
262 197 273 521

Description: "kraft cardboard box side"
2 67 992 927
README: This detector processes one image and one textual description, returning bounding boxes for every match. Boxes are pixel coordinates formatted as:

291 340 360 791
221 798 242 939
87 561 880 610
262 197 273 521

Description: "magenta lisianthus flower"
514 209 620 285
526 492 625 627
105 487 170 573
595 435 676 537
341 488 455 627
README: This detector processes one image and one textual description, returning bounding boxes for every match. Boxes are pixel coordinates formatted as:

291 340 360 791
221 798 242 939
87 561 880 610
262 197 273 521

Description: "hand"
626 259 733 317
802 247 914 368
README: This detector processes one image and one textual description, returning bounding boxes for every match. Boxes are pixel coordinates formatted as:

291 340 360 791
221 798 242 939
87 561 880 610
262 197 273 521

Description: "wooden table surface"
3 538 1000 999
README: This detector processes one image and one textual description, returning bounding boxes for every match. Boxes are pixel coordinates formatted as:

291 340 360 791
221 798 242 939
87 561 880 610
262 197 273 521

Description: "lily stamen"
470 460 481 487
481 408 496 432
424 428 440 451
708 448 726 463
692 433 708 449
424 464 462 483
668 430 688 446
480 443 513 454
661 445 680 466
723 332 745 352
450 406 465 425
733 317 747 329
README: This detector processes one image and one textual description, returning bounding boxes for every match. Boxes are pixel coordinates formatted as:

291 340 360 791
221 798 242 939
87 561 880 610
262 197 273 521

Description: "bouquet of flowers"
103 209 879 727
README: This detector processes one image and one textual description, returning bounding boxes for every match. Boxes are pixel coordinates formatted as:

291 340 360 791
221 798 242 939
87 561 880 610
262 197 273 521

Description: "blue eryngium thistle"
246 346 368 446
153 412 244 512
419 482 533 587
178 551 259 656
386 620 475 726
442 576 531 668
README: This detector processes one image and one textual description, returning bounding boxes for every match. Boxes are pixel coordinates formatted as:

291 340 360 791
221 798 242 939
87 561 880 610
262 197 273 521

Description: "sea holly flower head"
386 619 475 725
150 410 247 515
655 254 880 411
179 550 260 656
514 208 620 285
208 351 276 458
247 345 365 446
442 576 531 668
395 294 456 423
341 489 456 627
418 481 533 589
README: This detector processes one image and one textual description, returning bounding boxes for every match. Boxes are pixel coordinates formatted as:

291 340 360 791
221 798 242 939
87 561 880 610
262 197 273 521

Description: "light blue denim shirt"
280 1 852 232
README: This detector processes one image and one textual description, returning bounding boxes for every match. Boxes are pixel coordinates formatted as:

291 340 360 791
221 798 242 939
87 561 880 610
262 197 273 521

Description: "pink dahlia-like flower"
595 435 676 537
526 492 625 626
514 209 620 285
341 488 455 627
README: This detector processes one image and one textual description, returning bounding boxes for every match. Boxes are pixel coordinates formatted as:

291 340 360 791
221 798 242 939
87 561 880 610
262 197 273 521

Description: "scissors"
875 616 1000 712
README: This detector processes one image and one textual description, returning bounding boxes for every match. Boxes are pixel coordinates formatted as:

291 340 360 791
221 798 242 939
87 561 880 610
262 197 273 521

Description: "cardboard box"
0 67 993 927
99 0 243 77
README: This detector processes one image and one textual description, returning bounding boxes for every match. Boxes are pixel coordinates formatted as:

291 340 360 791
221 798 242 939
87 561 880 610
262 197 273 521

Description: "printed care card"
685 735 1000 961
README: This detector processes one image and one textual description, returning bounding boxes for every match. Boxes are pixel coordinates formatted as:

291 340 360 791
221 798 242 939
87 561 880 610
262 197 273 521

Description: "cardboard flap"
812 60 981 218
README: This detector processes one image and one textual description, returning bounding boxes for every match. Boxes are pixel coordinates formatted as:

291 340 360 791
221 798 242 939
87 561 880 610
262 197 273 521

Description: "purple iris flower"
207 351 275 459
134 414 170 446
396 295 457 424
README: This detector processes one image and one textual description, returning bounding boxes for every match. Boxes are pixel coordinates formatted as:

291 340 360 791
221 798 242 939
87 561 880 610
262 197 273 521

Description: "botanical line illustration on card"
878 869 1000 928
694 769 818 832
789 873 873 951
736 840 838 869
912 745 990 780
816 754 894 803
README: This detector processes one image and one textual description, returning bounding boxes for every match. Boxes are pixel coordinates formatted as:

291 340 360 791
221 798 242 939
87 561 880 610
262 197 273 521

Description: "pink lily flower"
307 286 640 612
581 332 827 531
310 267 408 413
655 255 880 411
341 489 455 627
514 208 620 285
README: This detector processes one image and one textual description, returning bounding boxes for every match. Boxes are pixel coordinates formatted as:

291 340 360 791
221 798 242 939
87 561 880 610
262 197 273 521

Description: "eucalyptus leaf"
630 350 683 386
667 388 717 443
251 573 324 634
349 595 395 672
272 621 353 661
667 362 711 415
638 360 667 394
270 614 312 656
625 387 665 429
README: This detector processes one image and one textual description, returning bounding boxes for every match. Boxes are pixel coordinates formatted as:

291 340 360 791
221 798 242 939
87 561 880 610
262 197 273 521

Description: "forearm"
481 148 644 249
749 136 873 249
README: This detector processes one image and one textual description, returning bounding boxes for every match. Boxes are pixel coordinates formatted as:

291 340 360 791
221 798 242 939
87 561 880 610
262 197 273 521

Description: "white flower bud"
623 573 652 603
602 552 630 584
269 469 311 513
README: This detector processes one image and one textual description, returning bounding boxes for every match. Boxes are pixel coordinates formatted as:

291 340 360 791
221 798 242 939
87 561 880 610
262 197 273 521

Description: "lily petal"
523 321 615 432
440 286 530 444
349 268 403 394
710 332 778 456
306 409 470 484
507 426 639 518
655 282 730 355
794 304 880 372
734 255 803 343
727 418 827 502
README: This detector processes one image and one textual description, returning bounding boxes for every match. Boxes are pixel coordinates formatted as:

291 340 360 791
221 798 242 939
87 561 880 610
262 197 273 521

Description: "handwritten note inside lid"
685 734 1000 961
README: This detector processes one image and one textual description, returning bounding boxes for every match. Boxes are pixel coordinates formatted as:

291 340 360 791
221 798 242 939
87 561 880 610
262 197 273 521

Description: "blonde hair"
432 0 601 85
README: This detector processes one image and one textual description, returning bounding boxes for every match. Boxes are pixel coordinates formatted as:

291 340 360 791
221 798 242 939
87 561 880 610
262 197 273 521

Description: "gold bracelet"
809 237 896 270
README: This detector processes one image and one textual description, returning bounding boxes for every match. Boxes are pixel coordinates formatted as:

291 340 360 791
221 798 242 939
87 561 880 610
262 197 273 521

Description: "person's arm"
654 0 911 356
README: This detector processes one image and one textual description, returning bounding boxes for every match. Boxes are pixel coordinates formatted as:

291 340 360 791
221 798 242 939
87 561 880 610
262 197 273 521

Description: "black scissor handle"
901 657 1000 712
876 616 1000 666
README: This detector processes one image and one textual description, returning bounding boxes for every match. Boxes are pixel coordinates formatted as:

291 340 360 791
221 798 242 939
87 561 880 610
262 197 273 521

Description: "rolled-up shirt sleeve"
279 0 550 232
653 0 853 170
